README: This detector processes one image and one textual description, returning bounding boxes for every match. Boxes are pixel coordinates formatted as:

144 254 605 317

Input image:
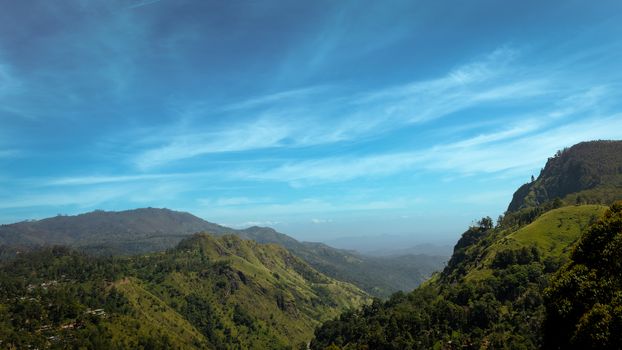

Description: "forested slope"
0 234 368 349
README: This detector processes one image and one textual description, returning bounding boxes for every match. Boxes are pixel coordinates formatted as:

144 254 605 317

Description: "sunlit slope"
465 205 607 281
133 234 369 347
175 234 369 339
105 278 210 349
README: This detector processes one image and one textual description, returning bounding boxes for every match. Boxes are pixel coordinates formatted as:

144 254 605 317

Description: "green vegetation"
0 209 446 298
543 202 622 349
460 205 606 282
0 234 368 349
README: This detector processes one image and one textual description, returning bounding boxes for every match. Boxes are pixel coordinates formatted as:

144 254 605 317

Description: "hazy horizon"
2 1 622 243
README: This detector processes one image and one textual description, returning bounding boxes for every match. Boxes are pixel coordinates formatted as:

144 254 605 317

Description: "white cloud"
311 218 333 224
244 152 421 185
128 0 164 9
134 118 295 169
241 112 622 186
130 46 560 169
47 173 189 186
225 220 281 228
198 196 272 207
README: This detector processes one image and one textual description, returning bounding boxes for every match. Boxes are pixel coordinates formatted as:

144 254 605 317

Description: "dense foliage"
543 202 622 349
0 234 367 349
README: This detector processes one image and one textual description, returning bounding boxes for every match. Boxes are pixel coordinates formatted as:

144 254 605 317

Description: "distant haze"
325 235 454 257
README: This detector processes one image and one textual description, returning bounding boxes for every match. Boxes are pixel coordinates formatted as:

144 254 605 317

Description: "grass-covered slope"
460 205 607 281
0 234 368 349
104 277 209 349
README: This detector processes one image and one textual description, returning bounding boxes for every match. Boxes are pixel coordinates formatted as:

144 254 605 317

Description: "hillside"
449 205 607 283
0 209 445 298
508 140 622 212
311 142 622 349
238 226 445 297
543 202 622 349
0 234 368 349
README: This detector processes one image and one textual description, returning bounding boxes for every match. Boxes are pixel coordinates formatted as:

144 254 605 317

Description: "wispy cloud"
197 196 272 207
243 112 622 186
224 220 282 228
0 186 131 210
132 47 557 169
311 218 333 224
46 173 190 186
0 60 22 98
0 179 191 211
244 152 421 185
134 118 296 169
128 0 164 9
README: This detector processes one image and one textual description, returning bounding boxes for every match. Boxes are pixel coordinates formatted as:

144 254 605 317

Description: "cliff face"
507 140 622 212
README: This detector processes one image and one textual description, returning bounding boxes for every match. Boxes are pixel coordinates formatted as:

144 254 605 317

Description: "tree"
478 216 493 230
543 202 622 349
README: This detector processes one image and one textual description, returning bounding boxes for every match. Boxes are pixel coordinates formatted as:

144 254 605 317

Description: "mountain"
0 234 368 349
508 140 622 212
311 141 622 349
0 209 445 298
0 208 230 254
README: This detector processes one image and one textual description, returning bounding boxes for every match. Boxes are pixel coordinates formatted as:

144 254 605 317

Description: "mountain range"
0 208 445 298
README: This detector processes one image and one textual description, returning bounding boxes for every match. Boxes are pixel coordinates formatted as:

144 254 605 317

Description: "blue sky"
1 0 622 243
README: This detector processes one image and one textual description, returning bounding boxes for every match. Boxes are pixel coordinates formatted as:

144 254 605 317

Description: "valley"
2 140 622 349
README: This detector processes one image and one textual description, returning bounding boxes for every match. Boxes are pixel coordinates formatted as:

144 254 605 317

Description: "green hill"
460 205 607 282
0 234 368 349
